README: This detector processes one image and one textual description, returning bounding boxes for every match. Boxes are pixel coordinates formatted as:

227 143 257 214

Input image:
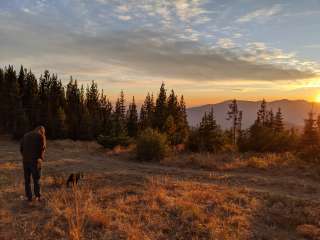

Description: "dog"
66 172 84 187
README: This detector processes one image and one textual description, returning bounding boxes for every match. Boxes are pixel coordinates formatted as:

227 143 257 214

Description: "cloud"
240 42 320 74
217 38 235 49
236 4 282 23
21 8 34 15
95 0 108 4
118 15 131 21
283 10 320 17
0 1 317 85
247 42 267 50
174 0 207 22
55 31 316 82
232 33 242 38
304 44 320 49
109 0 210 29
0 20 316 83
115 4 129 13
20 0 48 16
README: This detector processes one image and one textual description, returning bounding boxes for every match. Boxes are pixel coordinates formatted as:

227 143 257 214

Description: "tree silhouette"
154 83 168 131
127 97 138 137
227 99 242 145
274 108 284 132
112 90 127 136
302 111 319 147
139 93 155 130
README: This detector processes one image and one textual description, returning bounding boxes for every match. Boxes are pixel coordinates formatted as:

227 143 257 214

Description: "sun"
315 94 320 103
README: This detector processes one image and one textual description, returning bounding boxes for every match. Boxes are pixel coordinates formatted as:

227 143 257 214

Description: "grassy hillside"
0 136 320 239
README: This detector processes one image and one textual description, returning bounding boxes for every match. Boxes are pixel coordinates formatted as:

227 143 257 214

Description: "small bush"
97 134 132 149
136 128 169 161
298 146 320 163
187 128 225 153
238 126 298 153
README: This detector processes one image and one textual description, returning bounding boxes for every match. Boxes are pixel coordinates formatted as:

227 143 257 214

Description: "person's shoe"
24 198 33 206
35 197 43 202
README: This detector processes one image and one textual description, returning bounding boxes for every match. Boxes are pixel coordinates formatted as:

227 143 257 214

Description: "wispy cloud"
118 15 131 21
174 0 208 22
115 4 129 13
0 0 319 94
236 4 282 23
217 38 235 49
283 10 320 17
304 44 320 49
21 8 35 15
20 0 48 16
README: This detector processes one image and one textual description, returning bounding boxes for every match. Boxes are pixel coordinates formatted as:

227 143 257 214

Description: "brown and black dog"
66 172 84 187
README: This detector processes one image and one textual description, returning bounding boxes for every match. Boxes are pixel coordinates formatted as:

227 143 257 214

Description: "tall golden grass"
162 152 304 170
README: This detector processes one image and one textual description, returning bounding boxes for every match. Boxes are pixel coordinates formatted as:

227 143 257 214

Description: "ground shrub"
136 128 169 161
97 134 132 149
238 127 298 153
298 146 320 163
187 128 225 153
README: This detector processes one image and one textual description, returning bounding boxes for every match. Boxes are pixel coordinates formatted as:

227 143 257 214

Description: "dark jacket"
20 131 46 164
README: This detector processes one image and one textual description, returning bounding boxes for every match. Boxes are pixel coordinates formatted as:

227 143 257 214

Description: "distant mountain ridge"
186 99 320 129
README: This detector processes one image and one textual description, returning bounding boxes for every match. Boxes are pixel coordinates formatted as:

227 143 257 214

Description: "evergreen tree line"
1 65 319 156
190 98 319 154
238 99 298 152
0 65 189 143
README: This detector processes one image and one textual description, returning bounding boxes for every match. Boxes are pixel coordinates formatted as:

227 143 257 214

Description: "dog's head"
79 172 84 178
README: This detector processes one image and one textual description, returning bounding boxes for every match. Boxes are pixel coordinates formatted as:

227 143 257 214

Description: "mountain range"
186 99 320 129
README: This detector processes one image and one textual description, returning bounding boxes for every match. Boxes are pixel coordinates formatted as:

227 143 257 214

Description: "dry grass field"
0 135 320 240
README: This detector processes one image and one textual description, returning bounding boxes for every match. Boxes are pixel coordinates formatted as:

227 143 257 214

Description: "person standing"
20 126 46 202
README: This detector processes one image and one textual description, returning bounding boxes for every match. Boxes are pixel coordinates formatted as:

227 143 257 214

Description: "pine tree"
66 78 82 139
266 110 274 128
79 84 91 139
79 107 91 140
317 115 320 132
274 108 284 132
167 90 179 119
198 108 224 152
13 109 29 139
139 93 154 130
164 115 176 144
112 90 127 136
154 83 168 131
54 107 67 138
302 111 319 147
99 90 113 136
238 110 243 132
175 95 189 144
38 70 51 131
86 81 100 138
256 99 268 126
139 104 147 130
0 68 5 130
17 65 26 97
4 65 20 132
47 74 66 138
200 108 218 134
227 99 242 145
126 97 138 137
14 66 28 138
23 70 39 128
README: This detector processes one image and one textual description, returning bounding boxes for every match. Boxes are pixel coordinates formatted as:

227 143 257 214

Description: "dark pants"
23 162 41 200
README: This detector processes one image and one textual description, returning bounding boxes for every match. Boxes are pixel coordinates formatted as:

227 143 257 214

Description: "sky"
0 0 320 106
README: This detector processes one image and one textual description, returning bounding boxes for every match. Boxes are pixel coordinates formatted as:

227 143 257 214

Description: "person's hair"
34 126 46 136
